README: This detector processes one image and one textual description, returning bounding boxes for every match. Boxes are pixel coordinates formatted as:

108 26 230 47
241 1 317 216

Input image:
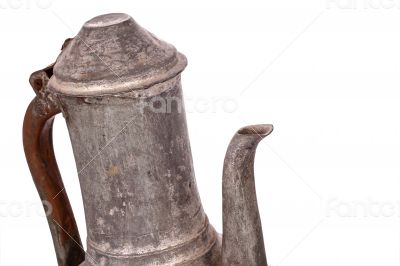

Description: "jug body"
59 75 221 265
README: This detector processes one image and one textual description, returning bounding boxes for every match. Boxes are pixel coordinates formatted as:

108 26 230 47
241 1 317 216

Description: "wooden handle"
23 62 85 265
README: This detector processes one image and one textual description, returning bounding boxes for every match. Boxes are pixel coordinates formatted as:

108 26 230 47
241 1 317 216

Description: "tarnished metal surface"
222 125 273 266
24 13 271 266
49 13 187 96
58 75 221 265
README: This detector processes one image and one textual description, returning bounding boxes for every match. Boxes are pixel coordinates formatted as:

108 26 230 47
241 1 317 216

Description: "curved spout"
222 124 273 266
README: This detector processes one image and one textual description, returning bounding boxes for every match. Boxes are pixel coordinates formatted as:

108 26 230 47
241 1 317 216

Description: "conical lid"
49 13 187 96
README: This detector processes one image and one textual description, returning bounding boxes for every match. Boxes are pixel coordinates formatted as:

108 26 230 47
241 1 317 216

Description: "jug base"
78 233 222 266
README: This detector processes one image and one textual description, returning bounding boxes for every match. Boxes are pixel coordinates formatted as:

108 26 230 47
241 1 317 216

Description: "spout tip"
237 124 273 138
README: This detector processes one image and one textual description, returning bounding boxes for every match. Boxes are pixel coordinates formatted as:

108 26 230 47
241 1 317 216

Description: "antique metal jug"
23 13 273 266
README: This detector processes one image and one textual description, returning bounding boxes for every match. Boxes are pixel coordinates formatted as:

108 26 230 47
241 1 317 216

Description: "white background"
1 0 400 265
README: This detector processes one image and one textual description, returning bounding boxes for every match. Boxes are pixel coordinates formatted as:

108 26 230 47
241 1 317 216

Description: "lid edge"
49 52 187 97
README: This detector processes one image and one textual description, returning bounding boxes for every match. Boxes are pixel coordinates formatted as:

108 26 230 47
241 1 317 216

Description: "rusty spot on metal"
107 165 120 177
